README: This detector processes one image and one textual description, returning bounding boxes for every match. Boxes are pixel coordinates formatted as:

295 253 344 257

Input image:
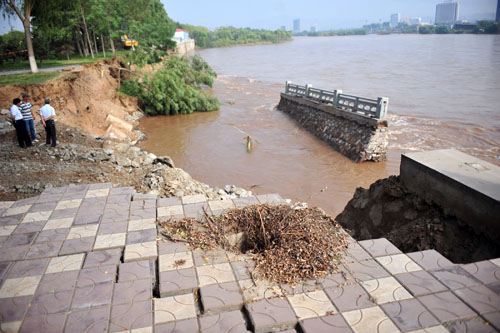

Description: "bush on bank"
122 54 219 115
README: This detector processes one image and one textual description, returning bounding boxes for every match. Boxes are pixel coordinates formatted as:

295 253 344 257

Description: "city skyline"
0 0 497 34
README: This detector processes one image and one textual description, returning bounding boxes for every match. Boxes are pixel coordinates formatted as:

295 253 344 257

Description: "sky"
0 0 497 34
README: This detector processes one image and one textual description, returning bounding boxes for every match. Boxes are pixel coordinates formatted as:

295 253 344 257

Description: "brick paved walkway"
0 183 499 332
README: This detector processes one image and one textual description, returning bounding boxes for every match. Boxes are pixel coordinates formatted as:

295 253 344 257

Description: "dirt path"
0 65 81 76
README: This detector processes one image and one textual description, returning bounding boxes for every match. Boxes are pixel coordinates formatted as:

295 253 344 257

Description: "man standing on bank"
10 98 33 148
40 98 57 147
20 93 38 142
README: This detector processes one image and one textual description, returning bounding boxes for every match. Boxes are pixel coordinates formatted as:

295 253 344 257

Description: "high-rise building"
293 19 301 33
496 0 500 23
435 2 459 26
390 13 401 28
409 17 422 25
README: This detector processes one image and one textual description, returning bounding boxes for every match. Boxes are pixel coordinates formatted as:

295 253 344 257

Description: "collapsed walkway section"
277 82 389 162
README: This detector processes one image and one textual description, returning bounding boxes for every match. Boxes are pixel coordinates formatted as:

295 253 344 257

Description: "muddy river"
139 35 500 216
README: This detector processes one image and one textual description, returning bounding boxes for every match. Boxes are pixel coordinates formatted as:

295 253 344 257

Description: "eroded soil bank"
335 176 500 264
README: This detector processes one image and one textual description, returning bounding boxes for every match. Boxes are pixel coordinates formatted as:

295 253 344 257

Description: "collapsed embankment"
336 175 500 263
0 57 251 202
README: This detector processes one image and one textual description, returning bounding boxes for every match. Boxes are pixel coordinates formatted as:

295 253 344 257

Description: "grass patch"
0 71 61 86
0 51 129 72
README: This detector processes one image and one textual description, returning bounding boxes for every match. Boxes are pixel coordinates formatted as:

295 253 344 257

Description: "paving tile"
0 244 29 262
345 258 391 281
26 240 64 259
112 278 152 305
19 312 66 333
429 266 482 290
239 278 283 301
287 290 336 320
491 258 500 268
159 251 194 272
343 306 400 333
35 228 69 243
0 296 32 321
0 275 41 298
43 217 74 230
0 201 14 209
59 237 95 255
36 270 79 295
362 276 413 304
199 310 248 333
26 290 73 316
0 262 10 283
86 188 110 198
318 268 354 289
29 202 57 213
109 186 134 195
280 278 324 296
60 191 86 201
193 249 229 266
462 260 500 285
342 242 373 263
256 193 285 205
46 253 85 273
7 258 49 278
407 250 454 271
118 260 155 282
37 192 63 203
358 238 402 258
0 214 23 226
246 297 297 333
73 214 102 226
208 199 235 212
154 293 197 324
49 207 78 219
231 260 256 281
444 316 497 333
72 282 114 310
94 233 126 250
12 221 46 234
5 232 37 247
129 208 156 221
183 202 211 218
84 248 122 268
197 263 236 287
182 194 207 204
106 194 132 204
65 306 111 332
127 229 157 244
158 197 182 207
482 311 500 331
381 298 440 331
159 268 198 297
42 186 68 195
4 205 31 216
418 291 476 322
124 241 157 262
128 218 156 232
0 225 17 236
21 211 52 223
130 199 156 210
299 314 352 333
232 196 259 208
133 193 157 200
324 283 375 312
158 205 184 218
77 265 117 288
155 318 199 332
158 240 190 254
406 325 450 333
394 270 448 297
109 300 153 332
67 224 99 240
200 281 244 313
375 254 423 275
486 282 500 295
453 284 500 315
98 221 128 235
55 199 82 210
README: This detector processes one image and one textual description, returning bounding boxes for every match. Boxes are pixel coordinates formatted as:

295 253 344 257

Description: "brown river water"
139 35 500 216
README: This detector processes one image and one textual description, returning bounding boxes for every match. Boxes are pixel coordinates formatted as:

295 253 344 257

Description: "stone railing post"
305 84 312 98
334 90 342 106
376 97 389 120
285 81 291 94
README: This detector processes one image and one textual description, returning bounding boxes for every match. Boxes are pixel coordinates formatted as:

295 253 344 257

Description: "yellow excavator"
121 35 138 50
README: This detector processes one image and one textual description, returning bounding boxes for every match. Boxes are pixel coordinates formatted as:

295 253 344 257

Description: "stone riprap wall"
277 93 389 162
175 39 195 56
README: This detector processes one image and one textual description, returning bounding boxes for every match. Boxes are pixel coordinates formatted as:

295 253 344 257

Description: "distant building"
310 26 317 32
496 0 500 23
172 29 189 44
409 17 422 25
293 19 301 33
390 13 401 28
280 26 286 31
435 2 459 27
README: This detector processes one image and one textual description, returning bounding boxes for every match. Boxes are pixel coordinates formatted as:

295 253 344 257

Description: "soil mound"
0 57 140 140
159 204 348 284
336 175 500 263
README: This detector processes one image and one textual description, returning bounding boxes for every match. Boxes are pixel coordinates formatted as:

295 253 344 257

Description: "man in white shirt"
40 97 57 147
10 98 33 149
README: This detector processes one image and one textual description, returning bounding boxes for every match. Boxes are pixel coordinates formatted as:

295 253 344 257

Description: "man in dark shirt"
20 93 38 142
